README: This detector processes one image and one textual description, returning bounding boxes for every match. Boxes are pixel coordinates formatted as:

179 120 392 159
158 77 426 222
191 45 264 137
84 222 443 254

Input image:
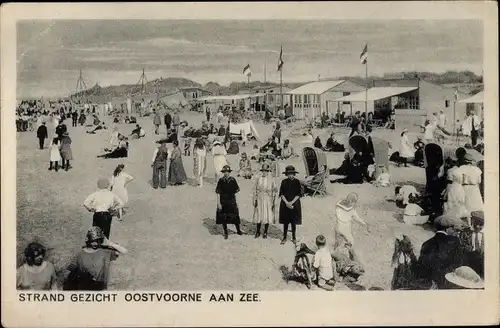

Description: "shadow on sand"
202 217 283 240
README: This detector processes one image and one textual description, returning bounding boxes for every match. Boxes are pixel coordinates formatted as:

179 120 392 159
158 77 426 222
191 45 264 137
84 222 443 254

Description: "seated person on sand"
237 152 253 179
372 165 391 187
302 165 328 196
93 115 101 126
314 136 324 150
280 139 296 159
130 124 146 139
324 133 345 152
332 233 365 283
403 195 429 225
395 185 419 208
97 135 128 159
250 144 260 161
334 151 373 184
86 121 107 134
413 137 425 167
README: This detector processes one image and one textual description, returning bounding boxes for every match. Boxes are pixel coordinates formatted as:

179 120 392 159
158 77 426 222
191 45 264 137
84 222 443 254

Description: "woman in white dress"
457 153 483 214
49 136 61 172
193 138 207 187
110 164 134 220
398 128 415 167
212 140 228 181
443 167 469 220
252 163 278 239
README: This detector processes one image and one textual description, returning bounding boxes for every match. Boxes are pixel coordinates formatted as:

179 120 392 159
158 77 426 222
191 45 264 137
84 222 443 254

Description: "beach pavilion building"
334 78 470 132
286 80 365 119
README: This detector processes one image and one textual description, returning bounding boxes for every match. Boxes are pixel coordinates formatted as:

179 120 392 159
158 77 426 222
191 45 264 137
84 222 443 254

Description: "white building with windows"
287 80 365 119
334 78 470 132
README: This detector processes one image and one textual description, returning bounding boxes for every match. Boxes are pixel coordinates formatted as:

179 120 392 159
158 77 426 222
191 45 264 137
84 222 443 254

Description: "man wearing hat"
36 121 48 150
417 214 464 289
83 178 124 238
459 211 484 277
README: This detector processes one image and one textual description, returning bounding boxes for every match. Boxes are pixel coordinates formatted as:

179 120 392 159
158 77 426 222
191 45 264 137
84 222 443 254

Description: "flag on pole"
454 89 459 100
243 64 252 77
277 45 284 71
360 44 368 64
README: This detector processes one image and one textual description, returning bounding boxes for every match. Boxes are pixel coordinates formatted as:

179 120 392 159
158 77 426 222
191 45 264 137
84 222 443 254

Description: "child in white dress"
110 164 134 220
333 193 369 246
49 137 61 172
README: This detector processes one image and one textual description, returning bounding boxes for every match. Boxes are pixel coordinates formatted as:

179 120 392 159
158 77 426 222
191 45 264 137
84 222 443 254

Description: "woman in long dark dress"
168 139 188 185
279 165 303 245
216 165 244 240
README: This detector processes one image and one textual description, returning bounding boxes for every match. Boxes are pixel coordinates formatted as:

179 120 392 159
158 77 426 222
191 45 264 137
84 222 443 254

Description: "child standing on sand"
334 193 369 246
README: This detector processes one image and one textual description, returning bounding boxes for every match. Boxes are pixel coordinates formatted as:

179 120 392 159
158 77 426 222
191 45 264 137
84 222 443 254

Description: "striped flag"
277 45 284 71
360 44 368 64
243 64 252 77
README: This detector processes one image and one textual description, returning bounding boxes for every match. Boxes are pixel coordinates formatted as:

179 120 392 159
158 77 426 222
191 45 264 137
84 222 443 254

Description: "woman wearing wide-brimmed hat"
278 165 303 244
216 165 243 239
193 137 208 187
252 163 278 239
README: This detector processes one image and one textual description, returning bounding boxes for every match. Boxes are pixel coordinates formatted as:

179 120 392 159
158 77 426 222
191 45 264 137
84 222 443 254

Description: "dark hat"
282 165 298 175
260 163 271 172
221 165 232 173
471 211 484 225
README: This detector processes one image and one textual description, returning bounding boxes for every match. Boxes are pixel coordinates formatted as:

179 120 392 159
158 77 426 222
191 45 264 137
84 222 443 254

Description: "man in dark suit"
164 111 172 134
36 122 48 149
348 112 361 138
417 215 465 289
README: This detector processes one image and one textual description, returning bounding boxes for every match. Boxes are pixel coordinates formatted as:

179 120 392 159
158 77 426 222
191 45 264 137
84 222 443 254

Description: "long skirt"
168 158 187 184
152 161 167 189
92 211 112 238
278 200 302 225
463 185 483 213
216 195 240 225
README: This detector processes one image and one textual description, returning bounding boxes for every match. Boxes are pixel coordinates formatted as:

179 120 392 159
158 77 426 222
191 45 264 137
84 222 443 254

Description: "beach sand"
16 112 434 291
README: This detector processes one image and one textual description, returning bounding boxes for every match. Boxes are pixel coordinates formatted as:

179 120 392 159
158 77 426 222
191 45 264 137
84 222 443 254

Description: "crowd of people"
17 96 486 292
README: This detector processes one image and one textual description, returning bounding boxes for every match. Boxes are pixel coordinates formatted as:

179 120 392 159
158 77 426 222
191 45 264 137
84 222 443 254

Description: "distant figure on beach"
151 140 169 189
37 122 48 150
168 140 188 186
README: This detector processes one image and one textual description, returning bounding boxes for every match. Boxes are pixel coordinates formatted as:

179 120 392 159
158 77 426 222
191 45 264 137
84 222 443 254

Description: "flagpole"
280 65 283 113
365 56 368 114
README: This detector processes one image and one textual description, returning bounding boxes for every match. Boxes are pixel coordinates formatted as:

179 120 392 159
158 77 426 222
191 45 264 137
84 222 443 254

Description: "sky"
17 20 483 99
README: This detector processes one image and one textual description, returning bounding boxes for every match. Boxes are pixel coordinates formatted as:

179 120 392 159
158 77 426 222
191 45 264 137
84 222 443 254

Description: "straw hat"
402 128 408 134
260 163 271 172
97 178 110 189
220 165 232 173
282 165 298 175
445 266 484 289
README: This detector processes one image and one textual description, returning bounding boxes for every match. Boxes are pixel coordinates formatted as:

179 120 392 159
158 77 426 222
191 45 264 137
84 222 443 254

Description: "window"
408 95 419 110
343 92 350 97
445 100 450 108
